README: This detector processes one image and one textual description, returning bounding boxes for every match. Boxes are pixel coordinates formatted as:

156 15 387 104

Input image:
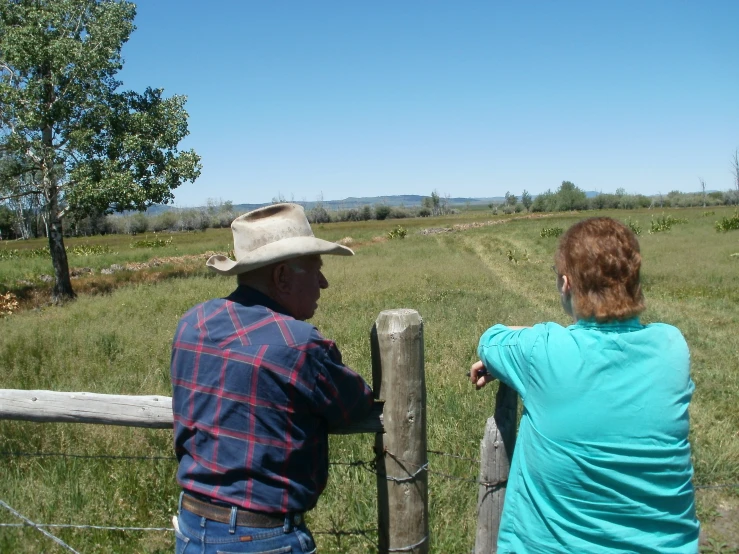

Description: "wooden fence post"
372 309 429 554
474 382 518 553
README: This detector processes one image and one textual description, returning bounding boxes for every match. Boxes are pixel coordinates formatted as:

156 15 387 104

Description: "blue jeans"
175 497 316 554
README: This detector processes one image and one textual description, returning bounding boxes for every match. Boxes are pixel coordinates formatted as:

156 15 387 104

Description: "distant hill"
147 194 505 213
145 190 629 213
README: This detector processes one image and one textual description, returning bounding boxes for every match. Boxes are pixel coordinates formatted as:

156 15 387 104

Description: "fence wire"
0 498 81 553
1 447 737 554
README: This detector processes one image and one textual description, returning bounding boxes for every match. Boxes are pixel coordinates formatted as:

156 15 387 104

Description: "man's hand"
469 360 495 390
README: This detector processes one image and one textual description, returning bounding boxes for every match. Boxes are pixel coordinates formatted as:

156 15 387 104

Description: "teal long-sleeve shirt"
477 319 699 554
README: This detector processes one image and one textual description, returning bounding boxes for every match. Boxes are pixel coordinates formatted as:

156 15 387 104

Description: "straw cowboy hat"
206 203 353 276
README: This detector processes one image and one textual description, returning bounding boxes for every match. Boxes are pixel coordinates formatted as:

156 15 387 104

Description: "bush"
649 213 687 234
387 225 407 239
150 211 180 232
69 244 114 256
375 205 392 221
0 249 20 261
624 218 642 236
390 207 410 219
128 212 150 234
130 235 173 248
306 206 331 224
715 212 739 232
540 227 563 238
179 208 210 231
0 292 19 317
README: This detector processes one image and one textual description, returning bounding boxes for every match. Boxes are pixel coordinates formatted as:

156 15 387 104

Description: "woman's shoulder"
641 321 689 348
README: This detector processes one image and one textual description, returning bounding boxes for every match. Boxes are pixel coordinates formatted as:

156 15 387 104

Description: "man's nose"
318 271 329 289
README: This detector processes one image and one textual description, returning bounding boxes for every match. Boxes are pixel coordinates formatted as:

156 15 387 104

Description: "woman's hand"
469 360 495 390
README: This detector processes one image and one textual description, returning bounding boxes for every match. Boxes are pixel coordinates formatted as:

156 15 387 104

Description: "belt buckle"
292 513 302 526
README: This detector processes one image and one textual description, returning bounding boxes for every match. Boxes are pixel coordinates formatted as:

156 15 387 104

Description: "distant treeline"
0 200 441 239
1 184 737 240
491 182 737 215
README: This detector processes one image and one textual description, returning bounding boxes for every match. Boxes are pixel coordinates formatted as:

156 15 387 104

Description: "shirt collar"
570 317 643 331
226 285 294 318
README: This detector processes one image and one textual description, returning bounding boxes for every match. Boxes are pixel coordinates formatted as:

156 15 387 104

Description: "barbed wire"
388 533 428 552
2 449 734 491
426 449 480 464
0 522 377 535
0 523 172 532
0 450 176 461
0 498 80 553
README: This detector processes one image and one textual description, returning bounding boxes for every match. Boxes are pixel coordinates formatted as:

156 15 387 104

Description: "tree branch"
0 188 43 202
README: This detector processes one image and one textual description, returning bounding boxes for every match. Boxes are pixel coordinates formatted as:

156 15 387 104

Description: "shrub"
129 212 150 234
0 249 20 261
624 218 642 236
130 235 173 248
150 211 179 232
540 227 563 238
336 209 363 222
649 213 688 234
506 249 529 263
715 212 739 232
69 244 114 256
307 206 331 224
0 292 19 317
390 207 409 219
375 205 392 221
387 225 407 239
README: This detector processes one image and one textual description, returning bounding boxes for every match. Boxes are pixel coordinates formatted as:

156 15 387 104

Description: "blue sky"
118 1 739 207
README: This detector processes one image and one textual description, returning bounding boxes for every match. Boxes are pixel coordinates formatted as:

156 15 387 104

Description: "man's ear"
271 262 292 294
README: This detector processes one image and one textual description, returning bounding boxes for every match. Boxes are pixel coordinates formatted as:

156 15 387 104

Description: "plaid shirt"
171 286 374 514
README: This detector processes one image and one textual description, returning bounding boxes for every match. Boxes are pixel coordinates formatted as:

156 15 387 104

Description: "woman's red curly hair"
554 217 645 322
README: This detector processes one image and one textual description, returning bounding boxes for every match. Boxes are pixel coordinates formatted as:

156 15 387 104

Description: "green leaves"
1 0 200 216
0 0 201 299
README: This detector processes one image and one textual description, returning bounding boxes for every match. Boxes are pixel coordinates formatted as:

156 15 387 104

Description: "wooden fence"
0 308 517 553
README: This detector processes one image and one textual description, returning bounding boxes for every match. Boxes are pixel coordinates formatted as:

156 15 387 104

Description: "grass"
0 206 738 552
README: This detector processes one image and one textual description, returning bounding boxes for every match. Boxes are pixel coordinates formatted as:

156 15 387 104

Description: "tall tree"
430 190 441 216
732 149 739 204
556 181 588 211
521 190 532 211
0 0 201 302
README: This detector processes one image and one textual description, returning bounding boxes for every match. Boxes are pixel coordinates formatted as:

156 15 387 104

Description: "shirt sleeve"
477 324 542 400
308 340 374 429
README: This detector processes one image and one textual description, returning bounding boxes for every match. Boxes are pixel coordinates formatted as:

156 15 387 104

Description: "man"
171 203 374 553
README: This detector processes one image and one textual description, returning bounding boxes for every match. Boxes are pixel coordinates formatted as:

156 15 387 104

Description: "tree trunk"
47 184 75 302
40 66 75 302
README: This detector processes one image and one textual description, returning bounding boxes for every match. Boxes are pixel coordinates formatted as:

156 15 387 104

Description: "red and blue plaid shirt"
171 286 374 514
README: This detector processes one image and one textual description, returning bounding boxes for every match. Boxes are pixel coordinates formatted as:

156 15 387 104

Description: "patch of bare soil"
420 213 554 235
701 502 739 552
6 252 221 314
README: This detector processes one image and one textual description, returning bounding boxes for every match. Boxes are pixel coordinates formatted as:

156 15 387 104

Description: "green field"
1 207 738 553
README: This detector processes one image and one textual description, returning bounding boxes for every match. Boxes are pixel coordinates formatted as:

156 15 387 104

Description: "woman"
470 217 699 553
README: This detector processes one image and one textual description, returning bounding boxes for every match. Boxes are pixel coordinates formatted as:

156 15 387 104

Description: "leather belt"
181 494 295 529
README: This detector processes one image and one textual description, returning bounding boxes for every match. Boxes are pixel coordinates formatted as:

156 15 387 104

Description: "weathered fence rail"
0 389 384 433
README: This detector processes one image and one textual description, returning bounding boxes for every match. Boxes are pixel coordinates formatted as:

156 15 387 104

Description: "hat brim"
206 236 354 276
